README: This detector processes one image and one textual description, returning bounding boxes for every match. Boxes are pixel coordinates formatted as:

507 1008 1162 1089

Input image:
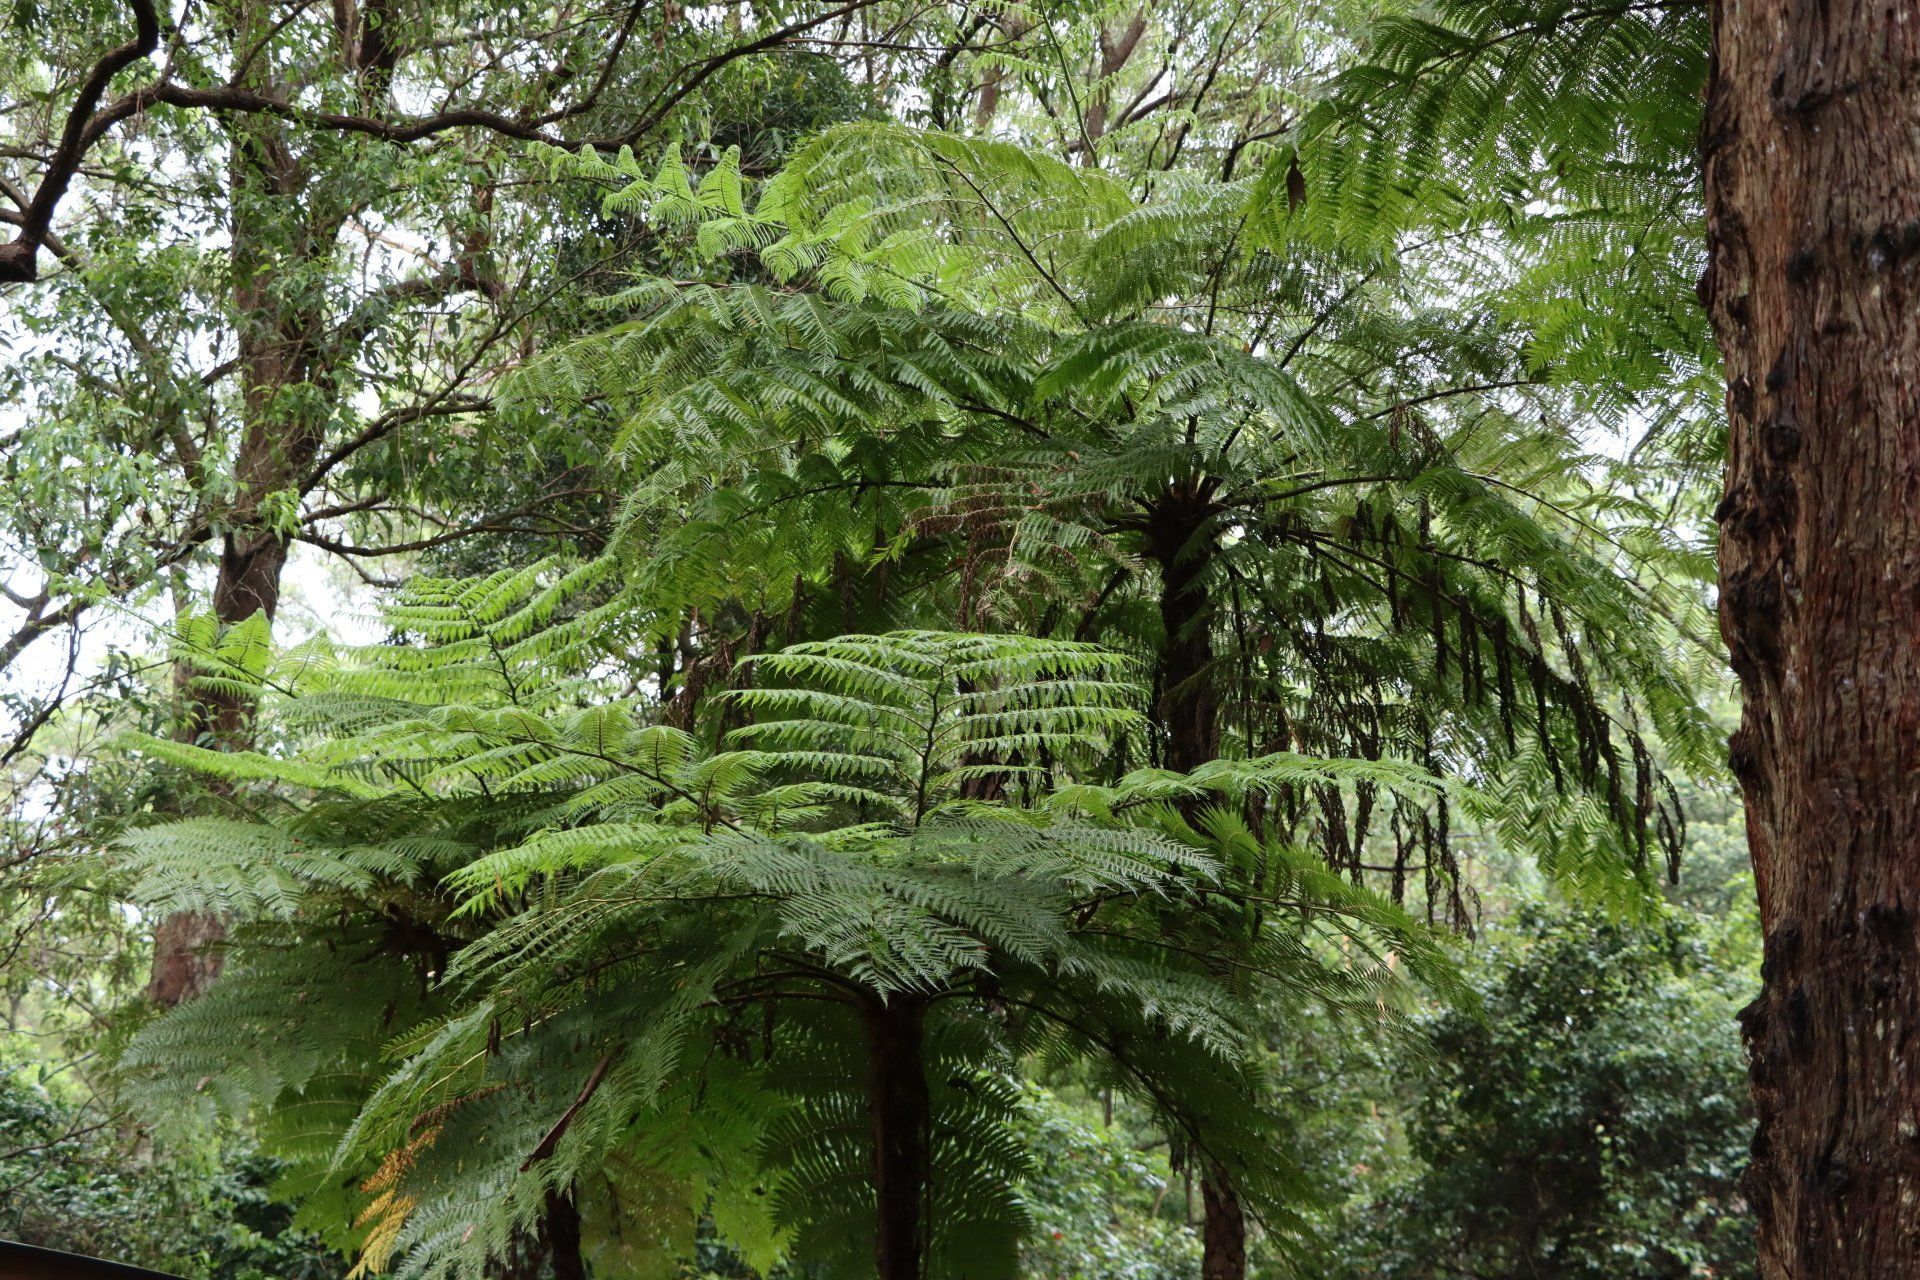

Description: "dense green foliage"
1323 904 1756 1280
113 570 1460 1277
0 1072 335 1279
1013 1085 1204 1280
517 119 1717 911
0 0 1751 1276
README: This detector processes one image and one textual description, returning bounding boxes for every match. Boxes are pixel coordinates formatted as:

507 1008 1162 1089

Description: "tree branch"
0 0 892 284
0 0 160 282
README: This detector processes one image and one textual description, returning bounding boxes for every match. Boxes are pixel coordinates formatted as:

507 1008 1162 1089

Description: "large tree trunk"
145 911 228 1008
145 518 299 1004
863 994 932 1280
1702 1 1920 1274
1143 479 1246 1280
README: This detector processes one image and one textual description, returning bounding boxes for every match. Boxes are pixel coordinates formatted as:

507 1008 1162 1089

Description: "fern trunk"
544 1191 587 1280
1145 482 1247 1280
1703 0 1920 1273
1147 481 1222 778
1199 1161 1247 1280
864 993 932 1280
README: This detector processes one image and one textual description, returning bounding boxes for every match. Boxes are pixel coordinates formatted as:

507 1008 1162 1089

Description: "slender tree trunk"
1144 480 1246 1280
146 16 335 1005
1080 8 1148 161
863 993 931 1280
1147 481 1222 777
1702 1 1920 1274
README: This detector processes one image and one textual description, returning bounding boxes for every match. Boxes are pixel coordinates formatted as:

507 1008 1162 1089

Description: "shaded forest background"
0 0 1758 1276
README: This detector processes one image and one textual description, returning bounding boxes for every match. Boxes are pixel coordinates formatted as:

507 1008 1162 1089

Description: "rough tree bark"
863 993 932 1280
1702 0 1920 1274
1198 1162 1248 1280
1142 478 1245 1280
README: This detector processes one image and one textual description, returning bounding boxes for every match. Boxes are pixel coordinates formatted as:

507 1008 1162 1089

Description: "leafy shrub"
1320 904 1757 1280
0 1069 338 1279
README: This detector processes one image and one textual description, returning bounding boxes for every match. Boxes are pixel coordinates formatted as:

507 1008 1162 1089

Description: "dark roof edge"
0 1239 187 1279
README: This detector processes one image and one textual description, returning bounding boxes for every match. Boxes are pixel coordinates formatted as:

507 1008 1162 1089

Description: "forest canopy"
0 0 1775 1278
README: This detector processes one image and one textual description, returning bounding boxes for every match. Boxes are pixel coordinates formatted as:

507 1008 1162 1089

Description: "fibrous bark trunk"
1143 480 1246 1280
1147 481 1222 778
1198 1161 1247 1280
1702 0 1920 1274
863 994 931 1280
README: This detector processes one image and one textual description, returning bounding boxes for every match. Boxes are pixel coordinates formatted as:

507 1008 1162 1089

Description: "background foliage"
0 0 1751 1276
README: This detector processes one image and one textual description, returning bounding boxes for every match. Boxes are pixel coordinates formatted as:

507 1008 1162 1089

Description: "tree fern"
1283 0 1719 484
113 595 1449 1278
515 122 1720 915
